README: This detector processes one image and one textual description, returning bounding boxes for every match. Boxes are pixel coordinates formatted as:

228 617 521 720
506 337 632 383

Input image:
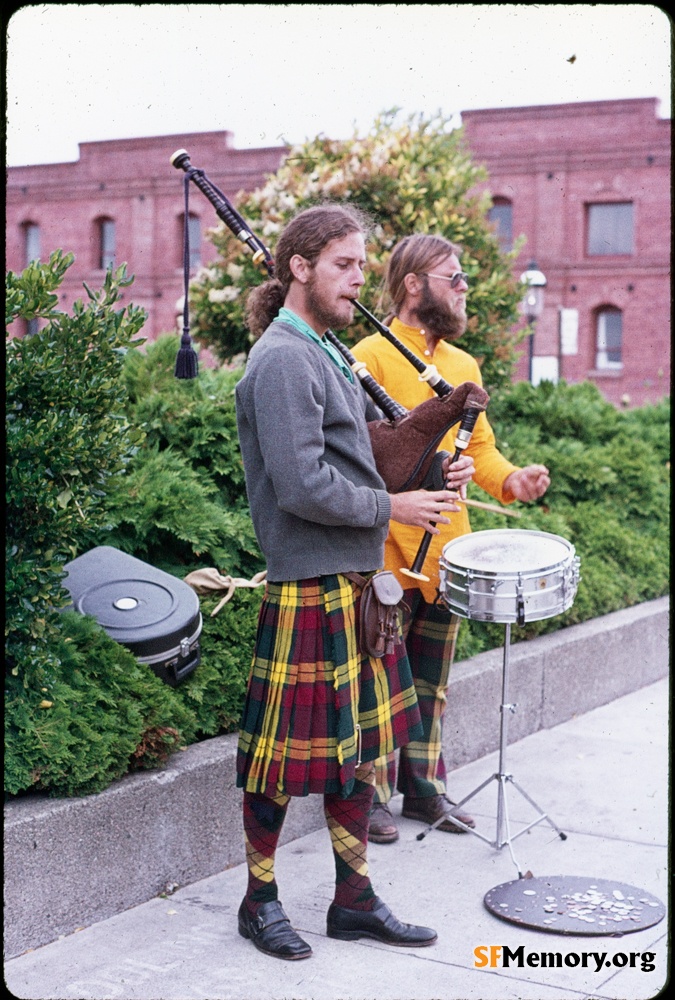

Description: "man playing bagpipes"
234 205 472 960
352 234 551 845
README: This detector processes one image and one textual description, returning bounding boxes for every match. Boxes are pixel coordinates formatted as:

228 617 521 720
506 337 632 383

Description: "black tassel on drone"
175 325 199 379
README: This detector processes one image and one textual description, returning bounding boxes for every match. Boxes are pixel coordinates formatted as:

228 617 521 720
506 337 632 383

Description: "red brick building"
6 99 671 406
6 131 287 340
462 98 671 407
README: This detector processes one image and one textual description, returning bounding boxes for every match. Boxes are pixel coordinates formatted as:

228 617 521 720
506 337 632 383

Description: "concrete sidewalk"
5 677 669 1000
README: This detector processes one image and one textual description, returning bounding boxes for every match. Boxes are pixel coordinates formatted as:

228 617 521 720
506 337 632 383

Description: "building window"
587 202 633 255
488 198 513 251
98 218 116 269
23 222 41 265
595 307 623 369
178 213 202 270
188 214 201 270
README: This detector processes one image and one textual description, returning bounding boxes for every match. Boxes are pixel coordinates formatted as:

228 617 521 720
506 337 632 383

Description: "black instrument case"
62 546 201 686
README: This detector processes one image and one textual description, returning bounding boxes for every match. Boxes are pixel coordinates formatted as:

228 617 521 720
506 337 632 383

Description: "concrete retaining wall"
4 597 669 959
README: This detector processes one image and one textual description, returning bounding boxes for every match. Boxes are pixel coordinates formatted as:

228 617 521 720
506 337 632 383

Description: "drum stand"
417 622 566 877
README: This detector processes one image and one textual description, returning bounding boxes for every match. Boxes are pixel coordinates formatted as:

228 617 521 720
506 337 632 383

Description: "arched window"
23 222 41 265
178 213 202 270
595 307 623 369
487 197 513 251
97 217 116 270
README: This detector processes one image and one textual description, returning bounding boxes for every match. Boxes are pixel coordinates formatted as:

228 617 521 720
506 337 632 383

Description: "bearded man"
351 233 550 844
234 211 474 960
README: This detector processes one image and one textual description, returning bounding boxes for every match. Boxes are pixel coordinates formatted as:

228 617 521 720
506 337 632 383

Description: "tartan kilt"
236 574 422 798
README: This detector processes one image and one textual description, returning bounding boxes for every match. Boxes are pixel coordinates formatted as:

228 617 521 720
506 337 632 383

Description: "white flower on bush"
192 266 220 286
347 155 362 177
226 262 245 283
370 136 400 170
277 193 297 212
208 286 240 304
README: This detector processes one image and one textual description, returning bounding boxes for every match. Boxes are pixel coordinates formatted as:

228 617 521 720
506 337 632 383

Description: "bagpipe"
170 149 497 578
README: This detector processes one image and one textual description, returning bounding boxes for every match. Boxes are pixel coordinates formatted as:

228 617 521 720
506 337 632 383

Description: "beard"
305 273 353 332
414 282 467 342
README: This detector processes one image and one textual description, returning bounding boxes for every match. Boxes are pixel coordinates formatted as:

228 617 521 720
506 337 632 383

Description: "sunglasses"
422 271 469 288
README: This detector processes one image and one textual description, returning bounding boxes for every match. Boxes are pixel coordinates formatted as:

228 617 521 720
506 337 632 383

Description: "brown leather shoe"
368 802 399 844
401 794 475 833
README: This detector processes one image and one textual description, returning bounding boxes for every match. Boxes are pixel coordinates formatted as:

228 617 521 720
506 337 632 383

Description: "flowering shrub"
189 110 525 392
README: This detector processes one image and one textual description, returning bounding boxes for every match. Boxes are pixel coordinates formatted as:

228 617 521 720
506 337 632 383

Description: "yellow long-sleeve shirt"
352 317 520 602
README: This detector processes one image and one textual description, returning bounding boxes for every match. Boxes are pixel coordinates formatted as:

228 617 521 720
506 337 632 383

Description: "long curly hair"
245 203 370 338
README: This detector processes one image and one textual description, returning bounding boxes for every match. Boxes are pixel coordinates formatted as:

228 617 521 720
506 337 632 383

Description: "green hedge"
6 261 669 797
6 254 146 689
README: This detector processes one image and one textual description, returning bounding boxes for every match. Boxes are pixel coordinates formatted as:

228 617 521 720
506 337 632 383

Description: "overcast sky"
5 4 672 167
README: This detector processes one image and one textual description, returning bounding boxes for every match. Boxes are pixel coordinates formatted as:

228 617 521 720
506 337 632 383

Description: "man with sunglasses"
351 233 550 844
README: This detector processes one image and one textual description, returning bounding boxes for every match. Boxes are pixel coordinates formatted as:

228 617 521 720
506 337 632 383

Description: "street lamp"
519 261 547 383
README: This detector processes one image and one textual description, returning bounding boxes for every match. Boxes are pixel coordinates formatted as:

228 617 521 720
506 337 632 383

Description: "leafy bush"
6 253 146 690
5 273 263 795
6 256 669 799
4 259 200 799
4 612 198 797
188 110 526 393
97 334 262 577
169 589 263 738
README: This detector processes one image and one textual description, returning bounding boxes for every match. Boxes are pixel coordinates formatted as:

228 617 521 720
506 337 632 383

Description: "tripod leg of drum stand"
492 624 525 876
417 624 567 862
493 623 566 872
417 624 524 848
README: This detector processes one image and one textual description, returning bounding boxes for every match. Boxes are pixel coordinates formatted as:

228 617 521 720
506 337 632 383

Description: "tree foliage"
188 110 526 392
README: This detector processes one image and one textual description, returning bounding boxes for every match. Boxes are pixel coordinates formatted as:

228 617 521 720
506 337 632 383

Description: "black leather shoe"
238 899 312 960
402 794 476 832
327 896 437 947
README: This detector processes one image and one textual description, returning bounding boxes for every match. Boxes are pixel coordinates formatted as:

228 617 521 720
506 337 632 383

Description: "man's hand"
503 465 550 502
389 489 461 533
442 453 475 500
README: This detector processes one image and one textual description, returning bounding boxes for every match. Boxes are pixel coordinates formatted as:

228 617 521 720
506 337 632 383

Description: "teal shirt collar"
276 307 354 383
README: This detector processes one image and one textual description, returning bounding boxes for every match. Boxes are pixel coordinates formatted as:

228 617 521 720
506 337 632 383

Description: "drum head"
442 529 573 574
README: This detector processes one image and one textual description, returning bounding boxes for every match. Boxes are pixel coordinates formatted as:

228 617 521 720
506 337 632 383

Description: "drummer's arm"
466 412 520 503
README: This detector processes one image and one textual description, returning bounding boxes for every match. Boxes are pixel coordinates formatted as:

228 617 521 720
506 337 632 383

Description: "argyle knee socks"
242 790 290 913
324 766 376 910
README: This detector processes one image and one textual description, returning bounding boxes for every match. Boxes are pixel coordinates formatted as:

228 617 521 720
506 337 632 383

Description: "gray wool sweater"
235 320 393 581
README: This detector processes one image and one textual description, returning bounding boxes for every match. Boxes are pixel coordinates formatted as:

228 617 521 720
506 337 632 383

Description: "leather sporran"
345 571 405 659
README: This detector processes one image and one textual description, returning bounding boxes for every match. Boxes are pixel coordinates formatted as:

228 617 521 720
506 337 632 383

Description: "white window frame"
595 308 623 370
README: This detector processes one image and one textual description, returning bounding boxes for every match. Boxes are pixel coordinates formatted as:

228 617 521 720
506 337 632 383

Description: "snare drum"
438 529 580 625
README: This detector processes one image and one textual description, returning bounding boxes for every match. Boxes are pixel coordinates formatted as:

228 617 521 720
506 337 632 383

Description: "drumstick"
457 497 522 518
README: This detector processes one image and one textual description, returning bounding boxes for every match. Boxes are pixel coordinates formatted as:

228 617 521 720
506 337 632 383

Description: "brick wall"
461 99 671 407
6 131 287 340
7 101 671 405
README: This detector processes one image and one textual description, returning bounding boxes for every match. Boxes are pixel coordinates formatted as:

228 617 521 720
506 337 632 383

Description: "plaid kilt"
236 574 422 798
374 590 461 801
